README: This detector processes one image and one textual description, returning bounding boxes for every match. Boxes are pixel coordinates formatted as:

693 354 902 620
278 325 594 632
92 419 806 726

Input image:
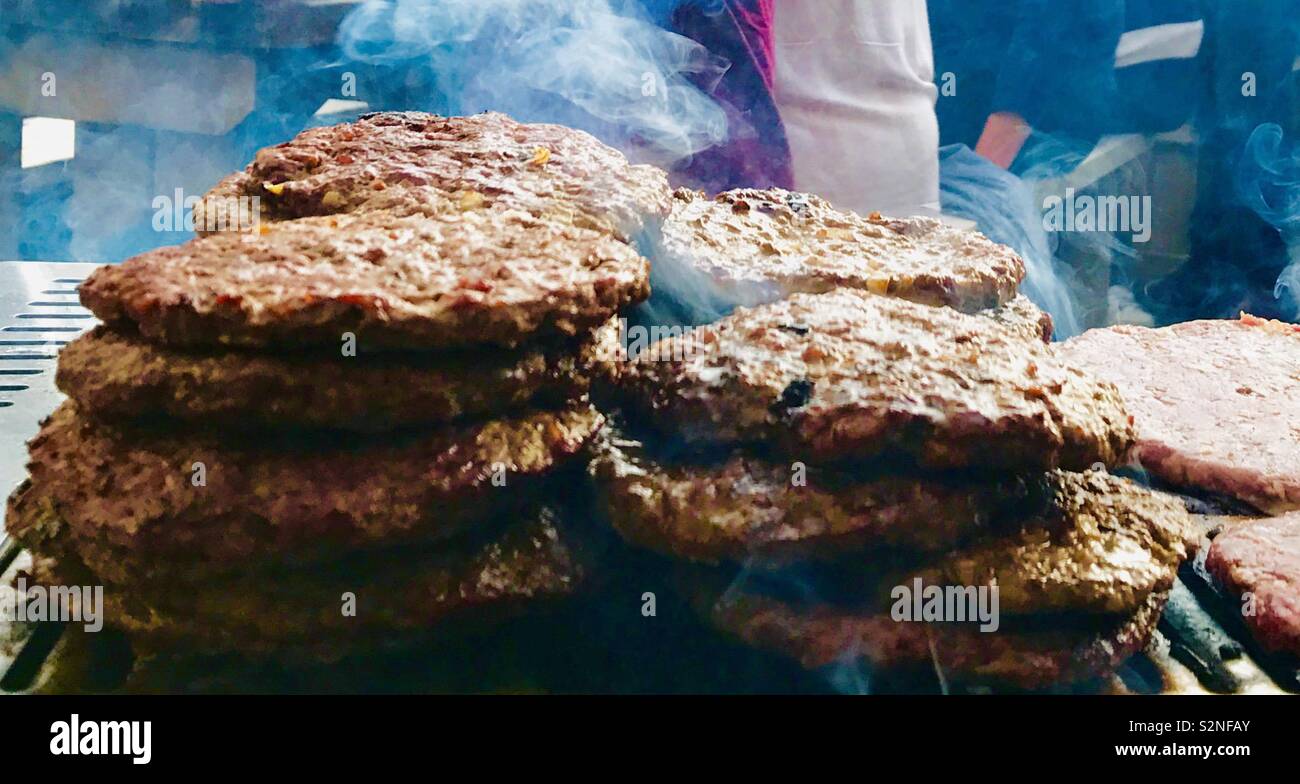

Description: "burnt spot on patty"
618 289 1134 472
775 378 815 411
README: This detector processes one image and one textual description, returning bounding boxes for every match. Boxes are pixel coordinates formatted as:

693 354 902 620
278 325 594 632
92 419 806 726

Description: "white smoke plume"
1238 123 1300 318
337 0 730 167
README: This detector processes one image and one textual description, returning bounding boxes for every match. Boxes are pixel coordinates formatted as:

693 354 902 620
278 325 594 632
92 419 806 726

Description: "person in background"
931 0 1203 169
769 0 941 216
931 0 1300 324
762 1 1080 334
943 0 1206 330
1147 0 1300 322
660 0 794 193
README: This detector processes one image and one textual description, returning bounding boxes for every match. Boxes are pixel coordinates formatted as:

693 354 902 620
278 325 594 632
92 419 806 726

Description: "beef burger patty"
660 188 1024 312
1205 511 1300 656
58 320 619 432
1057 315 1300 513
28 506 586 660
6 402 602 583
195 111 672 242
885 471 1195 616
686 572 1168 689
589 426 1054 562
80 208 650 351
618 289 1133 471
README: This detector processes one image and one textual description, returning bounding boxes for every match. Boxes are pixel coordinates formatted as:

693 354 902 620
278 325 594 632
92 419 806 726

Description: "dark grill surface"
0 262 1294 695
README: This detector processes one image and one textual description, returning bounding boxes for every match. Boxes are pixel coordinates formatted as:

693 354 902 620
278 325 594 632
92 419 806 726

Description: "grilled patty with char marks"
660 188 1025 313
80 207 650 351
195 111 672 242
594 433 1191 616
589 426 1054 562
618 289 1133 472
687 572 1168 689
57 320 620 432
5 402 602 584
880 470 1195 616
983 294 1054 344
26 506 585 660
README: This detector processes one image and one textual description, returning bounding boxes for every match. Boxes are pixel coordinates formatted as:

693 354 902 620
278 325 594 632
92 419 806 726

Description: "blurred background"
2 0 1299 333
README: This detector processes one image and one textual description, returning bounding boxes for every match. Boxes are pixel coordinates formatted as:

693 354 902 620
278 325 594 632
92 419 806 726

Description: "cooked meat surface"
1205 511 1300 655
983 294 1054 344
660 188 1024 312
58 321 618 431
28 506 585 660
596 443 1191 613
687 573 1167 689
6 402 602 583
896 471 1194 615
589 427 1053 562
618 289 1133 471
79 208 650 351
190 171 256 234
196 111 672 241
1057 315 1300 513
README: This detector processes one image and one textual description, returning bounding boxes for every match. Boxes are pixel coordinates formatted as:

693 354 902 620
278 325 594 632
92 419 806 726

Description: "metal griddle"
0 260 1295 694
0 261 100 497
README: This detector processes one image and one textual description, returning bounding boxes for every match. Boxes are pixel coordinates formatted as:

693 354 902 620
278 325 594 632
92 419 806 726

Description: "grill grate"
0 262 100 500
0 261 1294 694
0 262 100 692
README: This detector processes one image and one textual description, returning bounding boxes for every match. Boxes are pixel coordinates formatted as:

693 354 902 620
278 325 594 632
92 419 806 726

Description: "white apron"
772 0 940 216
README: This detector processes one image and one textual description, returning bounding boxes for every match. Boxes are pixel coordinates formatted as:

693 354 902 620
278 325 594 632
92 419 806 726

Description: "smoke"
0 30 335 262
938 144 1081 338
719 562 874 695
625 227 740 335
336 0 730 168
1236 123 1300 318
64 127 156 263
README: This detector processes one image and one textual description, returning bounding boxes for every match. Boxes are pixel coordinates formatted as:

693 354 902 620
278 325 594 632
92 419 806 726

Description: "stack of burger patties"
591 188 1198 689
4 111 668 661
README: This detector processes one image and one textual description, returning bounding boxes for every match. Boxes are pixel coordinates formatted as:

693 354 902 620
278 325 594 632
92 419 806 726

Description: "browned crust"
196 111 672 241
57 320 619 432
80 208 650 351
983 294 1054 344
619 289 1133 472
26 507 586 660
6 402 602 583
588 428 1053 563
897 471 1195 616
690 577 1168 689
592 429 1192 615
189 171 255 235
661 188 1025 313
